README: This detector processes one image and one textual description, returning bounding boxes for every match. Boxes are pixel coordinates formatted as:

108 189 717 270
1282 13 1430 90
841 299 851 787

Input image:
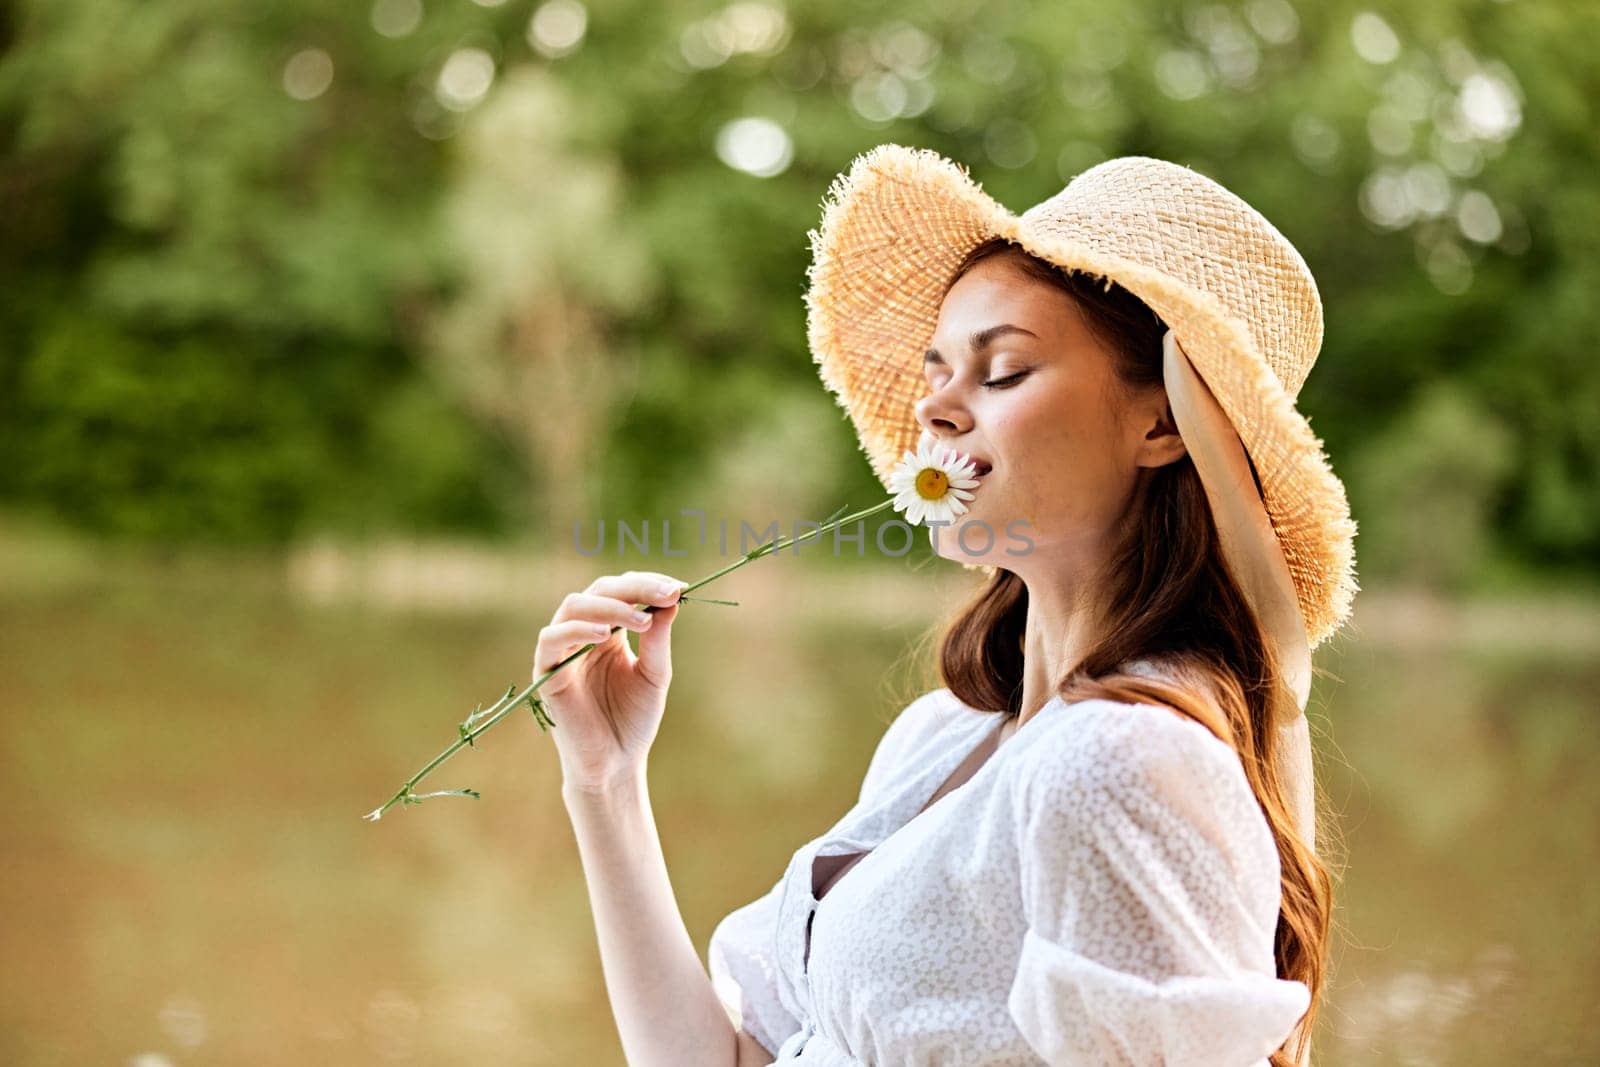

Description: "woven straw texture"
804 143 1358 650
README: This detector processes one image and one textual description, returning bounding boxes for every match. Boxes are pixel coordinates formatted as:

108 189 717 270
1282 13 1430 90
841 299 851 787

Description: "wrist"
561 762 648 808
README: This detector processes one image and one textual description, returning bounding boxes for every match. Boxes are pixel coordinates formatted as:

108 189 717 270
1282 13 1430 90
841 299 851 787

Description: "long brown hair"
933 236 1333 1066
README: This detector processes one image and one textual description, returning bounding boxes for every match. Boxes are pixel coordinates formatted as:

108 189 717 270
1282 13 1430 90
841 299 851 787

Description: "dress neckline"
800 693 1072 977
812 715 1004 905
812 692 1067 908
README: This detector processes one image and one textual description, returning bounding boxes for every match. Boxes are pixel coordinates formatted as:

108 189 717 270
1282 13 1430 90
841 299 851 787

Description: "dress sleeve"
704 689 951 1059
1006 701 1311 1066
708 873 803 1059
856 688 954 804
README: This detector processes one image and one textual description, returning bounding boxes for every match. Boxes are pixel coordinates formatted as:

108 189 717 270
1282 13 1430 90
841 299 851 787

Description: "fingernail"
630 610 650 625
657 580 680 597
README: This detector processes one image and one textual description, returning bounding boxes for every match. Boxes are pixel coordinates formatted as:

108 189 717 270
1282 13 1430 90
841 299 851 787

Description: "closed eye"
982 370 1029 390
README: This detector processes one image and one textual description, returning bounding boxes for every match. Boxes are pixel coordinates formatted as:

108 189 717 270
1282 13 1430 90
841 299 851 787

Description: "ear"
1133 390 1189 470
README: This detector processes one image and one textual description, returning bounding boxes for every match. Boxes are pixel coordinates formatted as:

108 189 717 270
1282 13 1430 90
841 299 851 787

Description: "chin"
928 515 1008 567
938 498 1041 562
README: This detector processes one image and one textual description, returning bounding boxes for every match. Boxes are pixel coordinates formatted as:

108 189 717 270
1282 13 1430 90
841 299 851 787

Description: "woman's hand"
534 570 688 792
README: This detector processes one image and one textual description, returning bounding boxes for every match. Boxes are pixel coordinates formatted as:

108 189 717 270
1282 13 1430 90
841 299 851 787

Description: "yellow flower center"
915 467 950 500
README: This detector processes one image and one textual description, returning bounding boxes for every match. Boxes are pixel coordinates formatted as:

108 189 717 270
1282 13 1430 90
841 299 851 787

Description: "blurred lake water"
1 530 1596 1066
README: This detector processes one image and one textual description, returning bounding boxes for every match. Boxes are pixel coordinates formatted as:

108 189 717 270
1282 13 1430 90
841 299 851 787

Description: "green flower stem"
363 498 897 821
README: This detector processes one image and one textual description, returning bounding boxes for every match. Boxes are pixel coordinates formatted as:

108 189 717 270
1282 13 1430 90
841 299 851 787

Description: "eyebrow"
924 324 1039 366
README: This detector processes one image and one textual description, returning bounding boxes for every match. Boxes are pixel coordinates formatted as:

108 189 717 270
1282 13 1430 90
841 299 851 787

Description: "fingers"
534 618 616 678
540 572 684 681
555 592 662 634
549 572 687 630
583 570 688 609
537 571 689 683
634 600 678 689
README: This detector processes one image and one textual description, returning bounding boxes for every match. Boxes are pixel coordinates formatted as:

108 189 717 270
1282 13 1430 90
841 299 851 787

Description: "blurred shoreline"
3 514 1596 656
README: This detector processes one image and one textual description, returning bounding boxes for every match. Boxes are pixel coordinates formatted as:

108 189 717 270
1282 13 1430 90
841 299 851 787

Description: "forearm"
562 767 739 1067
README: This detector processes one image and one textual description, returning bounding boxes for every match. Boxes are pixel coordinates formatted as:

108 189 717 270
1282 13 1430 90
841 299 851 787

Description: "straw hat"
803 143 1359 651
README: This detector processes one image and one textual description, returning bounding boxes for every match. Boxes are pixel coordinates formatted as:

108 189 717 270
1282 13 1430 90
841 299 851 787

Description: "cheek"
997 391 1125 518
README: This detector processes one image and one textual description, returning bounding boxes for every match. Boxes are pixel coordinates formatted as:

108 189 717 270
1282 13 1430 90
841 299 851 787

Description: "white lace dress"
707 686 1310 1066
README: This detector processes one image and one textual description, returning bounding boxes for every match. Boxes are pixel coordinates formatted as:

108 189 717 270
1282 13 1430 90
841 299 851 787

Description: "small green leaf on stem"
677 593 739 607
404 787 481 805
527 694 555 732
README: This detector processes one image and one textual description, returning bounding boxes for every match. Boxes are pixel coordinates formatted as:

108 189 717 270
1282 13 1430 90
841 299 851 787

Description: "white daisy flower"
888 438 982 526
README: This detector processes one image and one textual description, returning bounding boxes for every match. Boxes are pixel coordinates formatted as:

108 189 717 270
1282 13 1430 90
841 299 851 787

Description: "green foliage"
1 0 1596 583
14 314 321 540
3 311 513 541
1350 381 1516 589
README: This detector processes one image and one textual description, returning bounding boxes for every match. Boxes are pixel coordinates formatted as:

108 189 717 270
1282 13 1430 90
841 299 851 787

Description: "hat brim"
804 144 1358 650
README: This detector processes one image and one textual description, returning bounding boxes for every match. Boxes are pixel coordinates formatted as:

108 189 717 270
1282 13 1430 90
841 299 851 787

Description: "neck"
1012 543 1115 730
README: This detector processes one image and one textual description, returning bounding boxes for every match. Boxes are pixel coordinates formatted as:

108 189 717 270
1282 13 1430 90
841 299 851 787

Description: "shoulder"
1023 696 1236 774
1006 697 1285 946
1009 697 1263 845
894 686 989 742
858 687 986 802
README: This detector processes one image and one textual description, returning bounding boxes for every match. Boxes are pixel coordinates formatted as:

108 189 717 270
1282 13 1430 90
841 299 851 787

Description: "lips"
933 441 992 477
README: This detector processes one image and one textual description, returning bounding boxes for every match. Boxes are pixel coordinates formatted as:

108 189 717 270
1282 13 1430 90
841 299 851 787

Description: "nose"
914 380 973 439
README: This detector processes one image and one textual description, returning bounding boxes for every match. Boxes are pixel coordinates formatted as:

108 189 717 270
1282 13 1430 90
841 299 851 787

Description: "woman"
539 146 1357 1066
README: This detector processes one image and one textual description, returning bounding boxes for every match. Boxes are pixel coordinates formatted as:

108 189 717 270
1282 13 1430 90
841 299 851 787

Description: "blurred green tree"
0 0 1595 588
1350 379 1516 590
428 64 655 531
